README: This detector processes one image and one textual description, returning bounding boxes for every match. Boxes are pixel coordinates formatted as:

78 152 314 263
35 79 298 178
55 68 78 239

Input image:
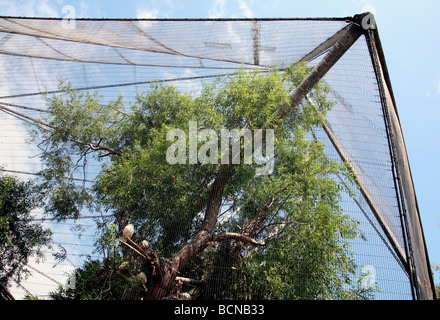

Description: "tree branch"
217 205 242 228
241 196 276 237
172 164 235 271
85 141 121 156
175 276 205 287
120 240 148 260
211 232 265 246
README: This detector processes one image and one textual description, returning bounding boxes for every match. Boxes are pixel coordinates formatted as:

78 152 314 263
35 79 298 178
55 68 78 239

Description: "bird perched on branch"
141 240 149 250
118 261 129 271
138 272 147 284
123 224 134 239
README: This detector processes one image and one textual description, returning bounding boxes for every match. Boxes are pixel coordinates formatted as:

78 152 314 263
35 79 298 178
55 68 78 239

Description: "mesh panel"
0 17 433 300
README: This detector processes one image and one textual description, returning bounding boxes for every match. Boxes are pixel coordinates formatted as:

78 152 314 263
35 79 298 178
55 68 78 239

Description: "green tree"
36 64 369 300
0 174 51 289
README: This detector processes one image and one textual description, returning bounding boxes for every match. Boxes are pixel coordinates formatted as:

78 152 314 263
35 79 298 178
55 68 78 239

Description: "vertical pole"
367 28 435 299
252 20 260 66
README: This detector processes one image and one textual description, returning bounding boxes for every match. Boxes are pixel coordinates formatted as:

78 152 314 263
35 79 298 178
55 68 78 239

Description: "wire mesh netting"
0 16 434 300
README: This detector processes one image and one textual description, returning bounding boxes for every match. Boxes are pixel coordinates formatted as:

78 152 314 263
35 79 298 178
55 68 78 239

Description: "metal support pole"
270 20 363 127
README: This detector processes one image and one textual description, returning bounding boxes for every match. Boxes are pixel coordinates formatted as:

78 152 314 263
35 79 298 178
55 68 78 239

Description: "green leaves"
41 80 125 150
0 175 51 285
33 64 368 299
205 67 289 129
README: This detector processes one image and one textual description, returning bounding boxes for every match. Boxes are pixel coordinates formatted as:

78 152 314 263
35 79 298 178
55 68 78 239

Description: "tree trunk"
144 258 177 300
144 165 233 299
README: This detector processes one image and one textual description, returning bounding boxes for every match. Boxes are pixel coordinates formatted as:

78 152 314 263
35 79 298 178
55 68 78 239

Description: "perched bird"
141 240 149 250
180 292 191 300
123 224 134 239
118 261 128 271
138 272 147 284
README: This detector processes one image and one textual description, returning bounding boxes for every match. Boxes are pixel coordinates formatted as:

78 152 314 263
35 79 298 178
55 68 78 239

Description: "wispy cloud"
237 0 253 18
208 0 227 18
208 0 255 18
136 7 159 19
76 1 91 18
436 75 440 94
0 0 60 17
425 74 440 98
353 0 377 15
136 0 180 19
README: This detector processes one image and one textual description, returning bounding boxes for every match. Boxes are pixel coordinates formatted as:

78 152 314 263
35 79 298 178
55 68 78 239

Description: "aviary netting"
0 14 435 300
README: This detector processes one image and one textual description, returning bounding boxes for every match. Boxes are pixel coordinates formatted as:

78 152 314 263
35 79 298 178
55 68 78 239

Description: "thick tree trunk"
144 259 177 300
144 164 233 299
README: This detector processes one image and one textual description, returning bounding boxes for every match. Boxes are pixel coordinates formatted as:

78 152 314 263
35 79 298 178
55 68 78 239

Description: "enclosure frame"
0 13 435 300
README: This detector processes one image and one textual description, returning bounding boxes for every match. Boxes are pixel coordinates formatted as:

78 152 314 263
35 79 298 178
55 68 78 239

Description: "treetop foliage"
0 174 51 286
29 63 375 300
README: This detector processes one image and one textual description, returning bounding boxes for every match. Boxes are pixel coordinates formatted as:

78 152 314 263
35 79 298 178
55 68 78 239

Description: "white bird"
180 292 191 300
123 224 134 239
138 272 147 284
141 240 149 250
118 261 128 271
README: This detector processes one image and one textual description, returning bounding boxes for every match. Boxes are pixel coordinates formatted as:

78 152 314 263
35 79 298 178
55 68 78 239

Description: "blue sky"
1 0 439 286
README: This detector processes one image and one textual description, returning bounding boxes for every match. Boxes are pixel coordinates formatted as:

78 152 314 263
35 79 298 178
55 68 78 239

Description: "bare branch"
120 240 148 260
211 232 265 246
218 205 242 227
175 276 205 287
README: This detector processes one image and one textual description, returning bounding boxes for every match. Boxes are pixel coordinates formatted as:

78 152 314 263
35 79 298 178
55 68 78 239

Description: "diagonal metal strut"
267 16 410 271
269 21 363 127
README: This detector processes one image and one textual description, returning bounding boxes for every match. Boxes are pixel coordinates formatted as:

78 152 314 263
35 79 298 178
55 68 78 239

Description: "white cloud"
137 0 179 19
425 74 440 97
208 0 227 18
0 0 60 17
436 76 440 94
208 0 254 19
77 1 90 18
0 0 99 18
136 7 159 19
352 0 377 15
237 0 253 18
361 4 376 15
37 0 59 17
